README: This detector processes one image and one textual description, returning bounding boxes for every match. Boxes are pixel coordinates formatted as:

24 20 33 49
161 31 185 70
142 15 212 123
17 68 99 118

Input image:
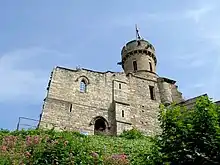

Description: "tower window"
133 61 137 71
122 110 124 117
69 104 72 112
119 83 121 89
80 80 87 92
149 86 155 100
149 62 153 72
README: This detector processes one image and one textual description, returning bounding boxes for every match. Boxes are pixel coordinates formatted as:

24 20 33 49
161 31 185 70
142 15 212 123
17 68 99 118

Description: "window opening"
133 61 137 71
149 62 153 72
80 80 87 92
149 86 155 100
119 83 121 89
122 110 124 117
69 104 72 112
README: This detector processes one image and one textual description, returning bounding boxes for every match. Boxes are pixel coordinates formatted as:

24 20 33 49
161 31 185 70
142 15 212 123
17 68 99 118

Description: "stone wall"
171 84 184 103
39 66 183 136
40 67 129 135
40 67 114 134
127 75 161 135
157 77 184 105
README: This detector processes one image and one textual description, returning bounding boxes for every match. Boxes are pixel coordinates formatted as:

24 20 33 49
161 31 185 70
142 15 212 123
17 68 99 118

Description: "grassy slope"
0 129 157 165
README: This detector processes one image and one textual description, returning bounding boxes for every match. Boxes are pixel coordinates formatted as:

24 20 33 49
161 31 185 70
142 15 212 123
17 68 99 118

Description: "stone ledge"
116 120 132 125
114 100 130 106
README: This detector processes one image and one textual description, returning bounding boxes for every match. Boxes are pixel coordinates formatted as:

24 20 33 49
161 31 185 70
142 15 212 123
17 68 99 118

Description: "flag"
135 24 141 40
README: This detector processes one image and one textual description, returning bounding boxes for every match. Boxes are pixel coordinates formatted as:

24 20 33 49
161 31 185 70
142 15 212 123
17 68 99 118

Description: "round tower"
120 27 157 78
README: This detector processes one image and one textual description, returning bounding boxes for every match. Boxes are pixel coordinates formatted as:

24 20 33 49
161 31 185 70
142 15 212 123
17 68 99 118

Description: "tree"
158 95 220 164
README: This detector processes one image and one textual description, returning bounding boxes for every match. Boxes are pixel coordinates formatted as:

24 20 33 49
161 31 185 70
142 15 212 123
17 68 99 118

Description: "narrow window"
69 104 72 112
119 83 121 89
133 61 137 71
149 86 155 100
122 110 124 117
80 80 87 92
149 62 153 72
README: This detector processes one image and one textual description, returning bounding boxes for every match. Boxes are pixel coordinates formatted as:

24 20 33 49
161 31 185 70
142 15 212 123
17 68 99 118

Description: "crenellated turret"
119 26 157 78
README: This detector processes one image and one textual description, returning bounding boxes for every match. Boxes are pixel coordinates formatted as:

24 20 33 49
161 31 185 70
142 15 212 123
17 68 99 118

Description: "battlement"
56 66 124 75
121 39 155 53
121 39 157 67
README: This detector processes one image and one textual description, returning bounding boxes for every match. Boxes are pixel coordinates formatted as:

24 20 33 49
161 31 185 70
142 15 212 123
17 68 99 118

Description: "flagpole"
135 24 138 41
135 24 141 40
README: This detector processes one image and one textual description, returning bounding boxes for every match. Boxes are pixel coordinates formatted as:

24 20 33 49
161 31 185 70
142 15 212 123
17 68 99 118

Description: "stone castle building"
38 30 214 136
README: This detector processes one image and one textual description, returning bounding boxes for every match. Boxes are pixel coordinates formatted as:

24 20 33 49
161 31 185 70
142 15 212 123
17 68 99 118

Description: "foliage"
103 154 129 165
2 96 219 164
119 128 145 139
0 129 157 164
158 95 220 164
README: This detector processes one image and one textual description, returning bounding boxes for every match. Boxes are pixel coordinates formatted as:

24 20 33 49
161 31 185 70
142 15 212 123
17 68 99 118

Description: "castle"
38 28 219 136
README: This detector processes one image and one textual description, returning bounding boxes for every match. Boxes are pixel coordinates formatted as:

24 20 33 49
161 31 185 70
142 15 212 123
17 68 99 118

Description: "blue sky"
1 0 220 130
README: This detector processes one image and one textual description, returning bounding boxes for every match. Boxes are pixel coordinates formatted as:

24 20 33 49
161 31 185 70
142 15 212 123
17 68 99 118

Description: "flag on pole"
135 24 141 40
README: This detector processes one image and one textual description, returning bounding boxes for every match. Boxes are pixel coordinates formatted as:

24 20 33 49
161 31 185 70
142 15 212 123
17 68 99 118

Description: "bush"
103 154 129 165
119 128 145 139
158 95 220 164
0 129 158 164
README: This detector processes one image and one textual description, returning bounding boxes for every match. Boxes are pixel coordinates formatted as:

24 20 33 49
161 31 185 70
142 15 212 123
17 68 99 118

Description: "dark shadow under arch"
90 116 109 135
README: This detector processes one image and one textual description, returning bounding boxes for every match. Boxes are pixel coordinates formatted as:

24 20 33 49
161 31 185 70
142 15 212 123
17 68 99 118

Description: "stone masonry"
39 36 185 136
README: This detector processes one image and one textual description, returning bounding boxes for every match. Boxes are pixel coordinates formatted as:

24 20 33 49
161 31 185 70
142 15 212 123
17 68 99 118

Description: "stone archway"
94 118 106 134
90 116 109 135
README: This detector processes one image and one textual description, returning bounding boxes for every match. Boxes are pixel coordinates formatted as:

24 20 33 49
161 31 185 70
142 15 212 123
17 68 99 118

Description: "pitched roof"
178 94 208 109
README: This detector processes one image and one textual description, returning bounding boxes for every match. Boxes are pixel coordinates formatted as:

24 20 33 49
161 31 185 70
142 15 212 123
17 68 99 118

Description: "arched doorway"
91 116 109 135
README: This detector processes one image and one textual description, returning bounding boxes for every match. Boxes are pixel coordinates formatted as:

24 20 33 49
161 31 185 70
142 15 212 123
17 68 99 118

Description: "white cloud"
173 50 211 69
0 47 71 103
184 5 214 23
153 2 220 101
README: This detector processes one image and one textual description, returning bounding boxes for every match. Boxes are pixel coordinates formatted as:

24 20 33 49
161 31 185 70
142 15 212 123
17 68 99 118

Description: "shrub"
0 128 159 164
158 95 220 164
119 128 145 139
103 154 129 165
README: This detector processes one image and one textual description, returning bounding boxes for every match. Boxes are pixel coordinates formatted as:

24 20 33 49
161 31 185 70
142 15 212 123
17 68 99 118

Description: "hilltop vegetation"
0 95 220 164
0 128 158 165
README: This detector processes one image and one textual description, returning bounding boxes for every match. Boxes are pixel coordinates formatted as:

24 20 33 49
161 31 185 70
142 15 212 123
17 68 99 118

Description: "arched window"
80 79 87 92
